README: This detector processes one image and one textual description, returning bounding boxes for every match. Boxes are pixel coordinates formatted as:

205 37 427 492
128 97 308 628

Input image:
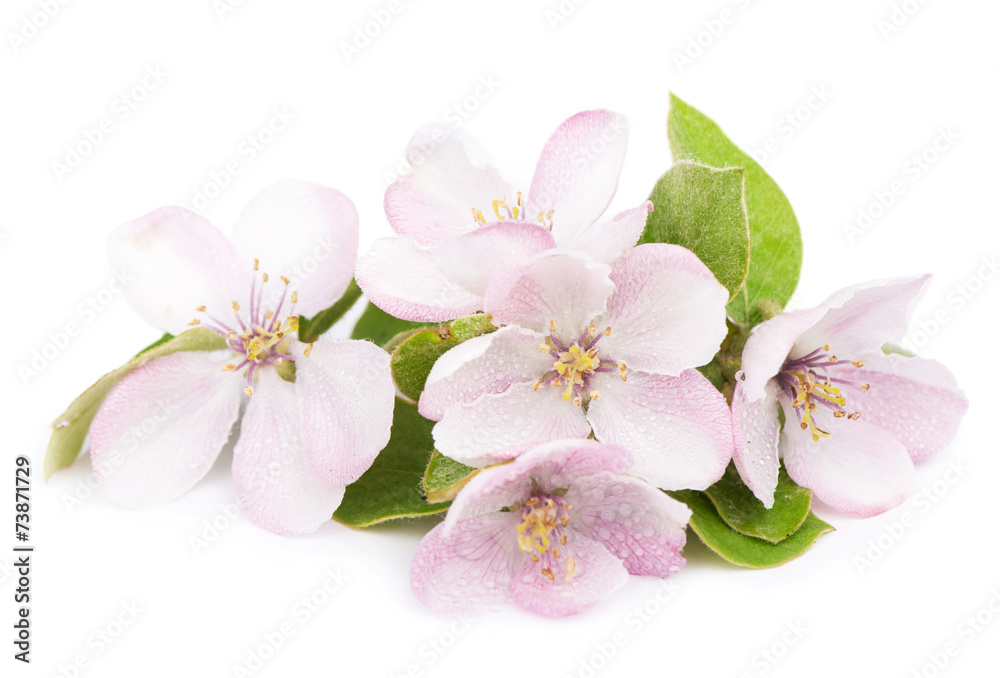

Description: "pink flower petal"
90 351 242 508
483 249 614 343
569 201 653 264
107 206 244 335
511 537 628 616
432 382 591 467
586 369 733 491
781 405 914 517
230 180 360 319
526 110 629 244
355 236 483 322
568 473 689 575
419 326 552 421
232 369 346 535
731 376 783 508
851 352 968 461
595 243 729 376
296 337 395 487
739 305 829 401
411 514 519 615
385 125 514 247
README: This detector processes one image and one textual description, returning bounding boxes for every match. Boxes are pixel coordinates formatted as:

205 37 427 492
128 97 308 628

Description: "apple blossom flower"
411 439 692 616
731 276 969 517
419 246 734 491
356 110 654 321
89 180 395 535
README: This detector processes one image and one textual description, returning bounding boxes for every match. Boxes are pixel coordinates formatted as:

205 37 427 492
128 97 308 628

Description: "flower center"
470 191 554 230
534 321 627 406
189 259 311 396
516 494 576 582
778 344 870 442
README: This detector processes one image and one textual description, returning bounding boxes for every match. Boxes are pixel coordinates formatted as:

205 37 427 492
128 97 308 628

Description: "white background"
2 0 998 676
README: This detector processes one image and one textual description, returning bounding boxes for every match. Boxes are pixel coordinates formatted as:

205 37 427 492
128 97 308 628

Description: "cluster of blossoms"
51 108 967 618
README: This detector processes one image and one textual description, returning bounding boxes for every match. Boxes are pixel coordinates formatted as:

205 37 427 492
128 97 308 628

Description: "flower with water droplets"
355 110 654 322
410 439 691 617
89 180 395 535
731 276 969 517
419 246 734 491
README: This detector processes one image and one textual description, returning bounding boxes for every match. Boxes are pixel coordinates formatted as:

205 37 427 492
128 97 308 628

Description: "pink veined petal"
89 351 242 508
355 236 483 322
233 369 346 535
483 249 614 344
411 514 520 615
792 275 931 360
568 201 653 264
781 404 914 518
849 351 969 462
385 124 515 246
444 439 634 528
526 110 629 244
740 306 829 401
434 220 557 297
107 206 245 335
295 336 395 487
731 375 783 508
419 326 552 421
586 369 733 491
568 472 689 576
230 180 360 319
511 537 628 617
595 243 729 375
431 382 591 467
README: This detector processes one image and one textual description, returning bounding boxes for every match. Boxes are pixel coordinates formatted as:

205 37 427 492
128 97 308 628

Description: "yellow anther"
541 568 555 581
472 208 487 224
196 305 206 312
852 360 866 368
253 259 259 271
549 319 558 332
590 390 600 400
222 364 237 372
565 557 577 581
232 300 240 311
492 199 506 220
188 319 201 326
533 380 542 391
537 343 550 353
281 276 290 285
303 342 313 358
618 360 628 381
262 273 269 283
244 386 254 396
291 291 298 304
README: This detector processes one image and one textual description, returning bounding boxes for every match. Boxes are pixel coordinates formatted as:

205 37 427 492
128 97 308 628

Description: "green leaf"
670 490 833 569
667 94 802 327
423 450 479 503
133 332 174 357
704 463 812 544
45 328 227 480
882 342 916 358
350 300 430 347
641 160 750 300
333 399 451 527
391 314 496 401
297 279 364 344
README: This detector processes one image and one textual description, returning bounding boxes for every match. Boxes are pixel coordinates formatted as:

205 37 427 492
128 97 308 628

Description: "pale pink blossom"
732 276 969 517
420 246 734 491
356 110 653 321
89 180 395 535
411 439 691 616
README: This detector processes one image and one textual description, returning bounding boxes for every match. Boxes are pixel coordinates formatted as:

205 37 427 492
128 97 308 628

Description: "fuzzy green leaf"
704 463 812 544
668 94 802 327
423 450 479 503
642 160 750 300
297 279 364 343
44 328 227 480
350 301 430 347
333 399 450 527
390 314 496 401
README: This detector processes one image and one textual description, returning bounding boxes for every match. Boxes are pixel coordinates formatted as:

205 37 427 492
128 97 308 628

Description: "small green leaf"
704 463 812 544
423 450 479 503
333 399 450 527
391 314 496 401
297 279 364 344
668 94 803 327
351 300 430 347
670 490 833 569
133 332 174 357
641 160 750 300
45 328 227 480
882 342 916 358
